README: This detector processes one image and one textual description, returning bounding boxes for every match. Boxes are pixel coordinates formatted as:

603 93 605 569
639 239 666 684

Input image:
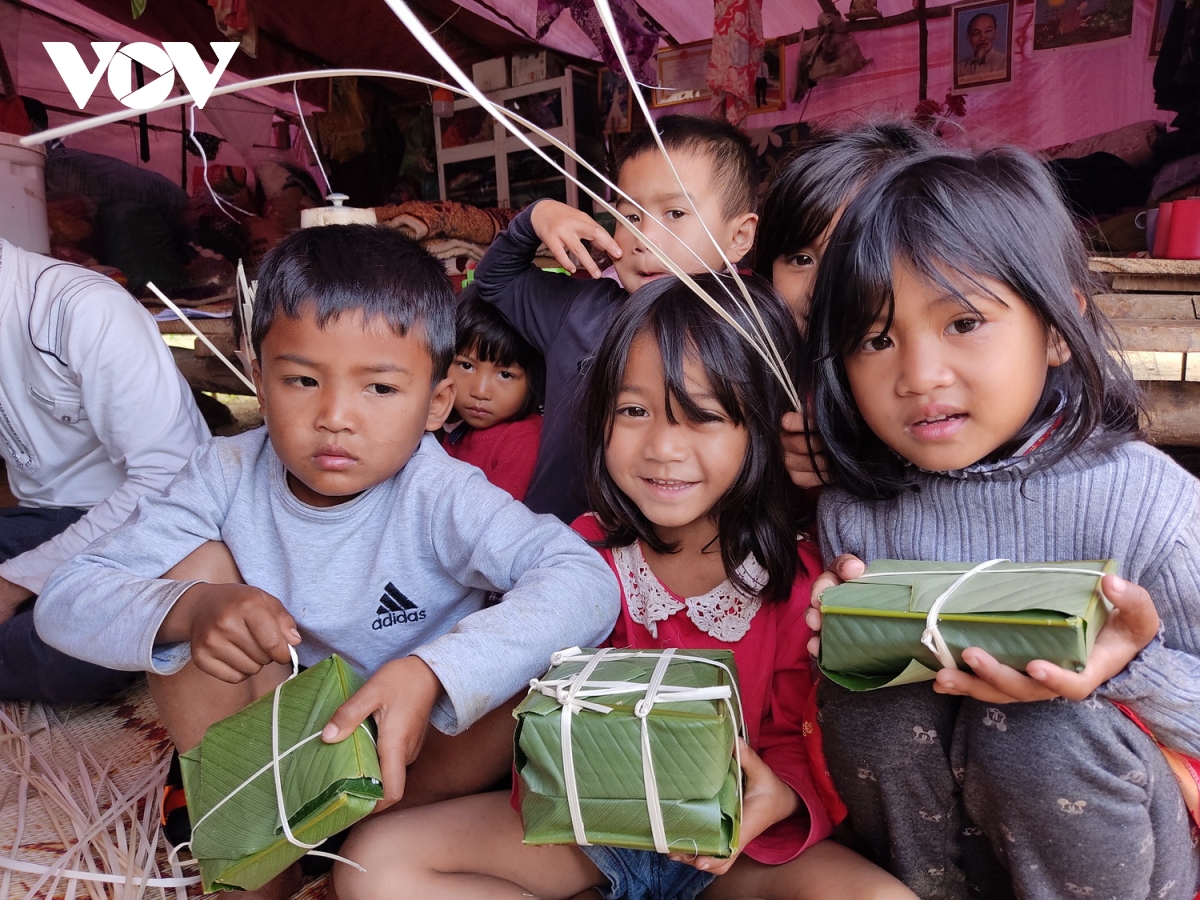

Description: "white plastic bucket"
0 133 49 254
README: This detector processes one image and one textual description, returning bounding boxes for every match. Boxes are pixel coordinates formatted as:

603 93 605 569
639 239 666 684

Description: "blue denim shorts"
581 845 716 900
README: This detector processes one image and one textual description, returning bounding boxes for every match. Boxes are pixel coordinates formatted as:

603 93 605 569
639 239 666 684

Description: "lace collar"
612 541 765 642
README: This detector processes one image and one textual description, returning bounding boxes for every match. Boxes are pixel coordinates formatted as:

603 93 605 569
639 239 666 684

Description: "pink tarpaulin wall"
460 0 1169 152
665 0 1167 150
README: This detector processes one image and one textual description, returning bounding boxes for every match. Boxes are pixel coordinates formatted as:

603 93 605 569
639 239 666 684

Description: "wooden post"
918 0 929 101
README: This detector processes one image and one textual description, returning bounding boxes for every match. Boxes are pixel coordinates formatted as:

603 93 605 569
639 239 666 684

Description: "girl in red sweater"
336 274 912 900
443 290 545 501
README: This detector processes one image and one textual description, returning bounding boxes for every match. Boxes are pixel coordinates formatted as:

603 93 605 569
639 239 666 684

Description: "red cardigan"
572 514 839 865
443 414 542 502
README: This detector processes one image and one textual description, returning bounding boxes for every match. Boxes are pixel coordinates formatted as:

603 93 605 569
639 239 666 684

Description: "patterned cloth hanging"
536 0 658 87
708 0 764 126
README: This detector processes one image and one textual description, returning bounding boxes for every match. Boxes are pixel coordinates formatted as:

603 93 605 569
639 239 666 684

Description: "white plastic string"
0 701 202 894
189 104 253 222
146 281 259 393
181 646 374 875
294 81 332 197
532 647 746 854
853 562 1111 671
635 648 674 853
558 647 612 845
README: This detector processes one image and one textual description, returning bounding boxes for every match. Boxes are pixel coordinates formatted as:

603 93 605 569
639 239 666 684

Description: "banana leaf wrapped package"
515 647 744 858
818 559 1114 691
179 654 383 892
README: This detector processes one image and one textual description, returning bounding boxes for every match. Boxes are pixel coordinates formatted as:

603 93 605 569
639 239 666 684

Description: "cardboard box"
511 51 563 86
819 559 1113 691
472 56 509 92
515 647 741 857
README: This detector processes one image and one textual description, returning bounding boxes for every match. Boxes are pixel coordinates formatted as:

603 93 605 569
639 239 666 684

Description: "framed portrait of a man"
952 0 1014 90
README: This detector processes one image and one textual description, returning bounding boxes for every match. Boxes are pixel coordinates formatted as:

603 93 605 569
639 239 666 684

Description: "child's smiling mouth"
642 477 699 492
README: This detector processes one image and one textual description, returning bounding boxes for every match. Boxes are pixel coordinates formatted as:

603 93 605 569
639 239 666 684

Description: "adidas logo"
372 582 426 629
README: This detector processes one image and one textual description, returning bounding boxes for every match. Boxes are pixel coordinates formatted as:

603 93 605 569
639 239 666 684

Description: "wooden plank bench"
1090 257 1200 444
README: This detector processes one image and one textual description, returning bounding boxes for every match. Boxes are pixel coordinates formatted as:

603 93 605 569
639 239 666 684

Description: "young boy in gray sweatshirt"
36 225 619 897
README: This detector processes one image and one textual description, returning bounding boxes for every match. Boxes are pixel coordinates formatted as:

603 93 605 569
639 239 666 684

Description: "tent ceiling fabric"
24 0 545 103
452 0 945 56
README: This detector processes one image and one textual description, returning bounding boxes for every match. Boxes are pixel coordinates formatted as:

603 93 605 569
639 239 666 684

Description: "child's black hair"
806 147 1144 500
583 272 807 602
251 224 455 384
616 114 759 219
454 287 545 420
754 119 939 278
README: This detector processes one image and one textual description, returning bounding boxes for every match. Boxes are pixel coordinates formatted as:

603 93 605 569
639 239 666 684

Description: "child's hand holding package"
933 573 1161 704
320 655 442 808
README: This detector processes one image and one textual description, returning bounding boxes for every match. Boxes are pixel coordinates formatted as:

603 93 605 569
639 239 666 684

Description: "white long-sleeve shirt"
0 239 209 593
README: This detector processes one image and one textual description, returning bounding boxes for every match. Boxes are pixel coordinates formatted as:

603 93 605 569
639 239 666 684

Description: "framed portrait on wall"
598 68 632 133
952 0 1014 91
652 41 713 107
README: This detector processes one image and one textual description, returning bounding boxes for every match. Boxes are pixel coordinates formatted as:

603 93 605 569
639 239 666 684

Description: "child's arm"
34 439 236 674
474 200 623 354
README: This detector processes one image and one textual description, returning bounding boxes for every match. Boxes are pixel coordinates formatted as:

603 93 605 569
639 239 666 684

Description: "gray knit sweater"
817 437 1200 758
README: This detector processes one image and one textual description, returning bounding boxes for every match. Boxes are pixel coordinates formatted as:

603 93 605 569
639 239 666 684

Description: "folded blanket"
376 200 518 244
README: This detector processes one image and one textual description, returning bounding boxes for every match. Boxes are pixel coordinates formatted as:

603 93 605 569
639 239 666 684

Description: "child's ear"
425 376 456 431
726 212 758 262
1048 290 1088 367
251 359 267 412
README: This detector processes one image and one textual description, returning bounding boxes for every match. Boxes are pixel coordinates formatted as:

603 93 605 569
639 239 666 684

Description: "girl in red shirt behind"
443 289 544 501
335 274 912 900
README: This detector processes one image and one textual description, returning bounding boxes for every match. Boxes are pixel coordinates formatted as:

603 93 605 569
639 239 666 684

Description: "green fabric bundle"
180 655 383 892
818 559 1114 691
514 647 742 858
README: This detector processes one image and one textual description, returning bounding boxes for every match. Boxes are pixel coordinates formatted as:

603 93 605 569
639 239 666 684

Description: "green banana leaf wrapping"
514 648 742 858
180 655 383 892
819 559 1114 691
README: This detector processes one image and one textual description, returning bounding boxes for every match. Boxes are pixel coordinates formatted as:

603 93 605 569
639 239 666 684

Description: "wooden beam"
794 4 951 40
1095 294 1200 320
1111 274 1200 293
1142 381 1200 446
917 0 928 101
1113 321 1200 353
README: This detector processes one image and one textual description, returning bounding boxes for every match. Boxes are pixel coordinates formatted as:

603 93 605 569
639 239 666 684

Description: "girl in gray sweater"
805 148 1200 900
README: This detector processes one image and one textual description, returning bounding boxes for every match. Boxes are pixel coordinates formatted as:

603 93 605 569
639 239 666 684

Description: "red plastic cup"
1167 198 1200 260
1153 201 1175 258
